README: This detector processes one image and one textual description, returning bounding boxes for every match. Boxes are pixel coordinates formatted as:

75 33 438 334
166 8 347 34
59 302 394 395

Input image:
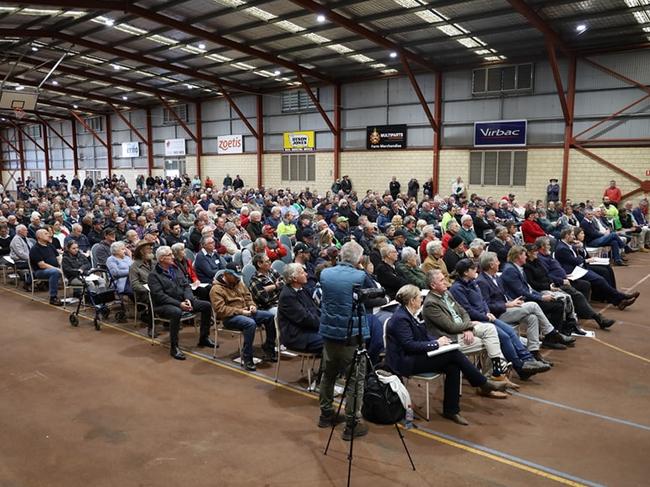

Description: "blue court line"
512 391 650 432
413 423 606 487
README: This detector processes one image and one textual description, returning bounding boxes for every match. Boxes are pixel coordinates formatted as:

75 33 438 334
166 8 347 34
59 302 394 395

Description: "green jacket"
396 261 427 289
422 291 473 338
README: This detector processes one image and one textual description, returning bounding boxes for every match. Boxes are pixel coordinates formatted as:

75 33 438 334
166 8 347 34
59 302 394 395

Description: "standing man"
389 176 401 200
603 180 622 208
148 246 214 360
233 175 244 190
547 178 560 203
318 241 375 440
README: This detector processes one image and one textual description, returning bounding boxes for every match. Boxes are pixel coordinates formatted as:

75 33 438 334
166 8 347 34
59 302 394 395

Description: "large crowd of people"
0 172 646 436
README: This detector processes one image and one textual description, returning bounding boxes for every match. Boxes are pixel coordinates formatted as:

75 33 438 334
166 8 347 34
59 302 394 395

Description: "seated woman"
441 220 461 252
172 242 210 300
277 263 323 353
421 240 451 284
61 240 106 290
396 246 427 289
385 284 507 425
220 221 241 256
572 226 617 291
106 241 133 296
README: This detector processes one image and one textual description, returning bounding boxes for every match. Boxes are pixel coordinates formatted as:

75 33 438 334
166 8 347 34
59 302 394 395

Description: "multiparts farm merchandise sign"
366 125 407 150
474 120 527 147
283 131 315 151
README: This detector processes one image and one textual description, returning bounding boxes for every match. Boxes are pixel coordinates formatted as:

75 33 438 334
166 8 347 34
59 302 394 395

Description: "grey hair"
72 223 83 232
171 242 185 255
469 238 485 250
401 246 417 262
494 225 507 237
253 237 267 251
110 240 126 256
448 221 461 232
155 245 172 261
283 262 303 283
380 244 397 259
421 225 434 236
200 236 214 248
480 251 498 271
16 224 27 232
224 221 236 232
487 209 496 217
250 210 261 219
426 240 442 256
425 269 444 289
460 214 473 224
339 241 364 265
395 284 421 306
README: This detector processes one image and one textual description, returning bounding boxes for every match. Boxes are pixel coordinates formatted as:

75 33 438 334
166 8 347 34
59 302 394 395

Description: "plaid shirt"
250 268 283 309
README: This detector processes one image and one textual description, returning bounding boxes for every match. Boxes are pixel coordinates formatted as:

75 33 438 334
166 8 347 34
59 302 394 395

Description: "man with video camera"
318 241 381 441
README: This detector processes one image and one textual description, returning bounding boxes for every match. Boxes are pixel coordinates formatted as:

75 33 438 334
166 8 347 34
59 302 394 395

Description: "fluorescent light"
273 70 281 76
122 96 128 100
52 80 58 85
15 85 24 91
389 51 398 58
105 18 114 27
576 24 587 32
112 64 121 71
198 43 206 49
316 14 326 23
31 46 38 52
73 104 78 109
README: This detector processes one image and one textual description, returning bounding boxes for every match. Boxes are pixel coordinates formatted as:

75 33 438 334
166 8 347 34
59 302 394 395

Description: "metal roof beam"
506 0 570 54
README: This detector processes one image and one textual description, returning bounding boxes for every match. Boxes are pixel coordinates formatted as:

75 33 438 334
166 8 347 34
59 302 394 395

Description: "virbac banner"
474 120 527 147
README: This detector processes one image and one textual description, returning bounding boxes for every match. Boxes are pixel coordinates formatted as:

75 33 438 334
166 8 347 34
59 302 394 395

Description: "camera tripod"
323 296 415 487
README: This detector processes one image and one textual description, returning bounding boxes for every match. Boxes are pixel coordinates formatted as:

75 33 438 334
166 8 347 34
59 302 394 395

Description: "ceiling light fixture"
316 14 326 23
198 43 206 49
105 18 114 27
73 104 78 109
15 85 24 91
31 46 38 51
576 24 587 32
389 51 398 58
113 64 120 71
122 96 128 100
273 70 281 76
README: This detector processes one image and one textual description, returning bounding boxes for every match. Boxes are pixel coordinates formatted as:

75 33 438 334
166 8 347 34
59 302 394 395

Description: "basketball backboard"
0 90 38 111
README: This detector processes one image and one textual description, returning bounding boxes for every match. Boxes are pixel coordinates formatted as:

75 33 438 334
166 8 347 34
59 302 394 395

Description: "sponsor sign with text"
217 134 243 154
366 124 407 150
164 138 186 156
121 141 139 158
283 131 315 151
474 120 527 147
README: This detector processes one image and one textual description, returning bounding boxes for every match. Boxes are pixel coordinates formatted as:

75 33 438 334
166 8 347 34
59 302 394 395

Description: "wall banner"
164 138 186 156
217 134 243 154
121 141 139 158
283 131 315 151
474 120 527 147
366 125 407 150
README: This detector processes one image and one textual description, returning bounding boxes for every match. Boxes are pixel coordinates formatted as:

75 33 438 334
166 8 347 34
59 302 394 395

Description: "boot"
532 350 553 367
170 344 186 360
594 314 615 329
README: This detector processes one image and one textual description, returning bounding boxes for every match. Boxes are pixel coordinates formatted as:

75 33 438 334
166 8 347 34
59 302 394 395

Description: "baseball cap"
262 224 275 234
145 224 159 234
301 227 315 238
336 216 349 223
223 262 242 278
294 242 310 254
394 229 407 238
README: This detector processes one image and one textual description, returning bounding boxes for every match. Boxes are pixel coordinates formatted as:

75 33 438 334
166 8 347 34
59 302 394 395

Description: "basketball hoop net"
13 107 25 120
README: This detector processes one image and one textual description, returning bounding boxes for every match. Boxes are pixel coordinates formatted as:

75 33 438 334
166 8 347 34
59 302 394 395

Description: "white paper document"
191 282 210 290
571 330 596 338
427 343 460 357
567 266 588 280
589 257 610 266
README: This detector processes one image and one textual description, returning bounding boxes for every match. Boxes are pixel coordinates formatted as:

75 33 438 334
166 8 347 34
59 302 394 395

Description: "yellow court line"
592 337 650 364
408 428 588 487
1 286 589 486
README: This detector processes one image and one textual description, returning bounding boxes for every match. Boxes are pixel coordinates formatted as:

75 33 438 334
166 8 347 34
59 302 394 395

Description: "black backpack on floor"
361 369 405 424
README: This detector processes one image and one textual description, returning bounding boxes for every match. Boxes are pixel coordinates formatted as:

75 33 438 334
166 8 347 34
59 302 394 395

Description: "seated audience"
106 241 133 295
250 253 284 315
375 244 408 299
194 236 224 283
29 229 63 306
396 246 427 289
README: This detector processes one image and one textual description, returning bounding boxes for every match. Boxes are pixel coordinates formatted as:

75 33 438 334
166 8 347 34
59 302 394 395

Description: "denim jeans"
588 234 622 261
34 267 61 297
493 319 534 371
223 310 275 361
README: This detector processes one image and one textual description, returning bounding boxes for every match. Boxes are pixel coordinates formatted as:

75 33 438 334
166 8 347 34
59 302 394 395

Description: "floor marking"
592 337 650 364
512 392 650 432
596 271 650 315
0 287 614 487
410 426 601 487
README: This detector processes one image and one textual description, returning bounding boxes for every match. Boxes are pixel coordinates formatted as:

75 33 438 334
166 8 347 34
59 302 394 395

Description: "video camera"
352 284 386 304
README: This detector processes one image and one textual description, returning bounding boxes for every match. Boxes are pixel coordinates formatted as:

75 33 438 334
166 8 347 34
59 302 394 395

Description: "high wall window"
281 154 316 182
469 151 527 186
25 124 42 139
81 116 103 133
472 63 533 96
85 170 102 181
281 89 317 113
163 104 189 124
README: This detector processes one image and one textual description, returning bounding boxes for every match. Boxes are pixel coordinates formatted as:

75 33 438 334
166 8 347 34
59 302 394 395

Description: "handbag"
361 369 405 424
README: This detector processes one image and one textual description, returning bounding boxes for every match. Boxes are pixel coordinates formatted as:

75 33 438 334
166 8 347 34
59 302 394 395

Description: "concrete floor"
1 254 649 487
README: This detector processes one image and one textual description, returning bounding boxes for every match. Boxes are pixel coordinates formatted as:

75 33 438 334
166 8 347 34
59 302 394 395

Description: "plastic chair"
280 243 292 264
271 259 286 274
242 264 256 288
232 250 242 267
26 258 53 300
405 373 442 421
273 313 320 389
279 234 292 251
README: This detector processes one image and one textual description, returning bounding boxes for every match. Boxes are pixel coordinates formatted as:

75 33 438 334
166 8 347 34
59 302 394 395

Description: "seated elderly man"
64 224 90 253
277 263 323 353
458 214 477 245
10 224 33 269
93 227 116 268
148 246 214 360
422 269 509 390
580 207 626 266
29 229 63 306
396 246 427 289
210 263 277 371
487 225 512 270
476 252 564 366
421 240 451 283
375 244 408 299
622 200 650 251
250 253 283 315
193 236 223 283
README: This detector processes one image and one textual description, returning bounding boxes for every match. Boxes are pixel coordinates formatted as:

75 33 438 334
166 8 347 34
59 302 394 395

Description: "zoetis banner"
474 120 527 147
217 134 243 154
283 131 315 151
366 125 407 150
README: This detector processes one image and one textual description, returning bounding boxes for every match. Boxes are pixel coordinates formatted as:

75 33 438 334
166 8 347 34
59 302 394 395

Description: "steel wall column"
195 102 203 180
561 56 576 203
433 71 442 195
70 118 79 175
146 108 153 177
16 127 25 183
334 84 341 181
105 114 113 179
40 122 50 182
256 94 263 188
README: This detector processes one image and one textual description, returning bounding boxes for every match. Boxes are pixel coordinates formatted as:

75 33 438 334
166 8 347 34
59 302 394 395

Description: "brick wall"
197 154 258 189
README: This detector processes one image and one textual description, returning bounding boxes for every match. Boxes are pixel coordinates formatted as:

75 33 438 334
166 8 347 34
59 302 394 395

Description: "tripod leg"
346 353 362 487
394 423 416 471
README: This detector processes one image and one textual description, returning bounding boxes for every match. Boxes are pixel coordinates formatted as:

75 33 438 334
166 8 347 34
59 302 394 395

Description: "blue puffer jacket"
319 263 370 341
449 278 490 322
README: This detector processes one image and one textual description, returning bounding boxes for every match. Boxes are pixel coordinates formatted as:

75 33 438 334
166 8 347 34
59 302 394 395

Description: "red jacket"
604 187 622 203
521 219 546 244
265 240 288 261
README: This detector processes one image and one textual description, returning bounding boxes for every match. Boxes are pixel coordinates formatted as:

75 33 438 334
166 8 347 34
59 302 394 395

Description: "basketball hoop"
13 107 25 120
